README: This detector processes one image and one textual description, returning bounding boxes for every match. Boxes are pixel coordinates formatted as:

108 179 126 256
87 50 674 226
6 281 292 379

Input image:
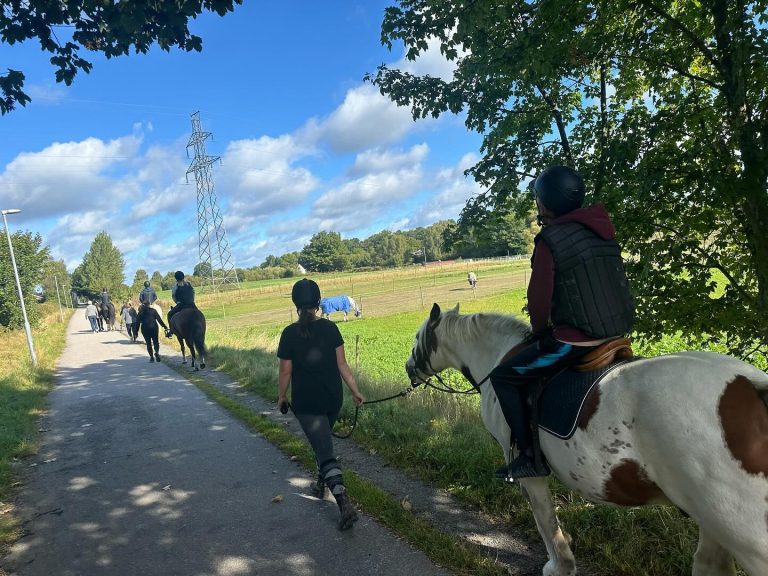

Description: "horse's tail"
193 311 207 368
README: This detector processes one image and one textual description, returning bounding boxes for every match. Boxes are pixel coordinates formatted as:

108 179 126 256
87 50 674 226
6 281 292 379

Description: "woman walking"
277 278 365 530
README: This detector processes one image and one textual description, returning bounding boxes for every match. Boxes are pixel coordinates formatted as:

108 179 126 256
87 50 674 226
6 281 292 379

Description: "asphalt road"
3 312 450 576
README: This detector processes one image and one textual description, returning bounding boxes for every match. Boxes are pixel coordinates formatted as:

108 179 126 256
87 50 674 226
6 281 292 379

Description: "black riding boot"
310 473 327 498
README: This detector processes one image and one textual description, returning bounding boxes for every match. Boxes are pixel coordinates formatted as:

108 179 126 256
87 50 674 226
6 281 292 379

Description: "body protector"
536 222 634 338
174 283 196 307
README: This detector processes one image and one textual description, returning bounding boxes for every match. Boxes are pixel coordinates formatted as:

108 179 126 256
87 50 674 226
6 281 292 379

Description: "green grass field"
186 261 750 576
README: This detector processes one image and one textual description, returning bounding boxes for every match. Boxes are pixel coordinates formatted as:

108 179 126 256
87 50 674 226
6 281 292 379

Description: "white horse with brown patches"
406 304 768 576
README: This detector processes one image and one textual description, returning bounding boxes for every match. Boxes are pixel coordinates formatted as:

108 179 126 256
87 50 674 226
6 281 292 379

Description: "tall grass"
0 304 71 554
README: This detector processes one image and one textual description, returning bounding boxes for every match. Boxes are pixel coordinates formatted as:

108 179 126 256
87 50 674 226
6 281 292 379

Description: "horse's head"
405 303 460 386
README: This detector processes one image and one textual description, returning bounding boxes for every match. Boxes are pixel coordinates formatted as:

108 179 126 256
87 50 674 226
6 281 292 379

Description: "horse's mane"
439 310 531 344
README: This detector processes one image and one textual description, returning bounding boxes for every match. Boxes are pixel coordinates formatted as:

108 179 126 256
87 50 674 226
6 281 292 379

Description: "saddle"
528 337 635 473
572 337 633 371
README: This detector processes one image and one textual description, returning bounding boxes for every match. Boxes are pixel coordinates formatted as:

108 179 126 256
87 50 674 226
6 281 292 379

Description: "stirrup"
503 452 551 480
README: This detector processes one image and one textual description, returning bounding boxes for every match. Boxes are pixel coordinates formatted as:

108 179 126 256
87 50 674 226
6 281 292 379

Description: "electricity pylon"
186 111 239 291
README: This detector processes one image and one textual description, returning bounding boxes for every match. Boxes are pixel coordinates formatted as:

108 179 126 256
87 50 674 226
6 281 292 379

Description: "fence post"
355 335 360 370
420 286 425 309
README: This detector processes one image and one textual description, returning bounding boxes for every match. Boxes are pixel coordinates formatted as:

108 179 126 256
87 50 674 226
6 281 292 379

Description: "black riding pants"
490 336 595 453
141 325 160 357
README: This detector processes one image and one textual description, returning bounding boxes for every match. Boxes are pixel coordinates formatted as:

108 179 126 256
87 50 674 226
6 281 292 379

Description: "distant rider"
139 281 158 306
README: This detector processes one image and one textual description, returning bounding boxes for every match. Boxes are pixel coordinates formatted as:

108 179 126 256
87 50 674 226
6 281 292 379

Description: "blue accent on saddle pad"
537 360 633 440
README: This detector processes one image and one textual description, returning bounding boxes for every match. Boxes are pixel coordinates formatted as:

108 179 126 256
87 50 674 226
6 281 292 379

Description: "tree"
39 257 70 303
73 231 125 298
151 270 163 286
0 0 242 114
0 230 49 328
193 261 213 279
369 1 768 359
300 232 348 272
131 268 149 291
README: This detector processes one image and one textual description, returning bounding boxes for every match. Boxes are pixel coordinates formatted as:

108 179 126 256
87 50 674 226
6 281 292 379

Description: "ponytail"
297 306 317 338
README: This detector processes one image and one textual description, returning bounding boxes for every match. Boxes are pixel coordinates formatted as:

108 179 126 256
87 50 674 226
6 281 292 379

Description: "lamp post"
2 209 38 366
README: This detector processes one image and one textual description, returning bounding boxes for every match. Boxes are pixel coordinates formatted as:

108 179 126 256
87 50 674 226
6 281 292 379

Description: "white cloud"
0 136 142 219
300 84 417 153
219 136 319 218
395 35 468 82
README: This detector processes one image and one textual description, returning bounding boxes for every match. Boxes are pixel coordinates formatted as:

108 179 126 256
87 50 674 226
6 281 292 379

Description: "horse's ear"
452 303 460 314
429 303 441 322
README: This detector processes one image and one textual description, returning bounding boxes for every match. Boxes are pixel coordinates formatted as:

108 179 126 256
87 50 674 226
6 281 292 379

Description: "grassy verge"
0 304 71 558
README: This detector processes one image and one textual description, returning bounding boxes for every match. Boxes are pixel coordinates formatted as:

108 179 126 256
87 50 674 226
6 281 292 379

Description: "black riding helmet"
533 166 586 216
174 271 185 281
291 278 321 309
144 280 150 288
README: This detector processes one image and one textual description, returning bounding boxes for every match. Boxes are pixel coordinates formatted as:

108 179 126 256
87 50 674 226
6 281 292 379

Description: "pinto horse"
320 295 361 321
169 307 207 370
406 303 768 576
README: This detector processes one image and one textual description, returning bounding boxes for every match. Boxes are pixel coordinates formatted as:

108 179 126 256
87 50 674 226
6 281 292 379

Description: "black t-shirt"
277 318 344 414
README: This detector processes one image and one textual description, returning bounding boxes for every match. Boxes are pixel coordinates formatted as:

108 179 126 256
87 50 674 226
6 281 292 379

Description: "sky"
1 2 483 282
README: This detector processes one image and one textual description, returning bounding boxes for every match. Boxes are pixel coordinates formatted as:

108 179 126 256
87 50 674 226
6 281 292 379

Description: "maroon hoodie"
527 203 617 344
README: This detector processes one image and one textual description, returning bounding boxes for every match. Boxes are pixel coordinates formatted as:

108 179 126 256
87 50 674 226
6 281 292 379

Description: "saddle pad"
538 360 633 440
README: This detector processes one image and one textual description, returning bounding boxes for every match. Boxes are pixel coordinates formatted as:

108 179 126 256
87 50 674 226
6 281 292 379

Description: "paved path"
3 312 449 576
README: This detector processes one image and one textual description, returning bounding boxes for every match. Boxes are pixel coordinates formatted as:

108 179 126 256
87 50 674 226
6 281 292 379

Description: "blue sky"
1 2 483 281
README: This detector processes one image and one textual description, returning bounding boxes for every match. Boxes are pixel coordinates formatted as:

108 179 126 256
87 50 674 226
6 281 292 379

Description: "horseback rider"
100 287 111 308
166 270 196 337
139 280 158 306
491 166 634 480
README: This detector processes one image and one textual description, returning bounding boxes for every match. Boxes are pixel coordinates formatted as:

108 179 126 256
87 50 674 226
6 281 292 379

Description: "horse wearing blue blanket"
320 295 361 321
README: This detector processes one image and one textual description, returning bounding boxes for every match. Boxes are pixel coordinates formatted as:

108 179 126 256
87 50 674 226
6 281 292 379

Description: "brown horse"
169 307 207 370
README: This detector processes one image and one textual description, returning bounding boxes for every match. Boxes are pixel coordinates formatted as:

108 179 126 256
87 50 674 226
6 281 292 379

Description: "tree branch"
535 84 574 166
635 0 720 69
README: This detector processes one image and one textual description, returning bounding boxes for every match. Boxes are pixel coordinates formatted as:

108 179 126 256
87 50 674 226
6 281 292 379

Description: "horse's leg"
518 477 577 576
186 337 197 370
692 529 736 576
177 335 187 364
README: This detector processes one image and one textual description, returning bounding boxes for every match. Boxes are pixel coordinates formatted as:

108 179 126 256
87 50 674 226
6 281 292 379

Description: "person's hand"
352 391 365 406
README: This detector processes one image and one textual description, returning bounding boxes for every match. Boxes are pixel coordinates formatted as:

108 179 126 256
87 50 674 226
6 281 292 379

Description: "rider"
490 165 634 480
100 287 111 308
139 280 158 306
166 270 196 337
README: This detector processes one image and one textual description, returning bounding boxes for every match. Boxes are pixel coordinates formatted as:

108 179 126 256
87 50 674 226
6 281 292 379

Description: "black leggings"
141 326 160 357
295 411 343 488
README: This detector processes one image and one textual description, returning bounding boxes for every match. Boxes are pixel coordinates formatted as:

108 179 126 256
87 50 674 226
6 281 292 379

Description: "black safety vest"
535 221 634 338
175 283 195 306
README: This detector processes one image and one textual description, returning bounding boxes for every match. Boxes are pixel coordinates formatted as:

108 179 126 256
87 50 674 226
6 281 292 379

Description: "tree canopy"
1 0 242 114
0 229 49 328
369 0 768 359
72 231 125 298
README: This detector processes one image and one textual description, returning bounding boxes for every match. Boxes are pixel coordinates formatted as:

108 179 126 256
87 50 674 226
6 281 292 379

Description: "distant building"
297 264 307 275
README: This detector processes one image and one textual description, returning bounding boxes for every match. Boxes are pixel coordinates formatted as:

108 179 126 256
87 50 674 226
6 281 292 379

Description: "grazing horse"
98 302 116 331
406 303 768 576
320 295 361 321
169 307 207 370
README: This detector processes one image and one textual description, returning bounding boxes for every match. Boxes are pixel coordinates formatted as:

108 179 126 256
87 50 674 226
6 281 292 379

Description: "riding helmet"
174 271 185 281
144 280 150 288
532 166 586 216
291 278 321 309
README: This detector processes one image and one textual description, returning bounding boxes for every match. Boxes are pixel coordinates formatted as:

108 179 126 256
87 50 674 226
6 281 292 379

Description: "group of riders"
88 270 199 363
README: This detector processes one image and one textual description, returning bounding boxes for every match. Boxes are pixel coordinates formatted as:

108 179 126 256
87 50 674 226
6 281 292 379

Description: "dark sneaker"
502 452 551 480
165 329 173 338
149 357 155 363
155 353 161 361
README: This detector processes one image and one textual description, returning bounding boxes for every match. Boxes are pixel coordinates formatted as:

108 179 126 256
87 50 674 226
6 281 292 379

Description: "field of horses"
161 259 740 576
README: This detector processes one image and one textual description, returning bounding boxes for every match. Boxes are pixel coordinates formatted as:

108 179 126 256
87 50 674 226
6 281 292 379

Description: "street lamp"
1 209 38 366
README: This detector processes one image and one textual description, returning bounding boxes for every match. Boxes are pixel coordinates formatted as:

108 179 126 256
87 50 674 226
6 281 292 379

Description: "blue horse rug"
320 295 352 315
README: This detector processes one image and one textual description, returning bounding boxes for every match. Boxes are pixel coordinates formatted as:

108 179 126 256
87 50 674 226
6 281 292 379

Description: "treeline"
254 216 536 276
